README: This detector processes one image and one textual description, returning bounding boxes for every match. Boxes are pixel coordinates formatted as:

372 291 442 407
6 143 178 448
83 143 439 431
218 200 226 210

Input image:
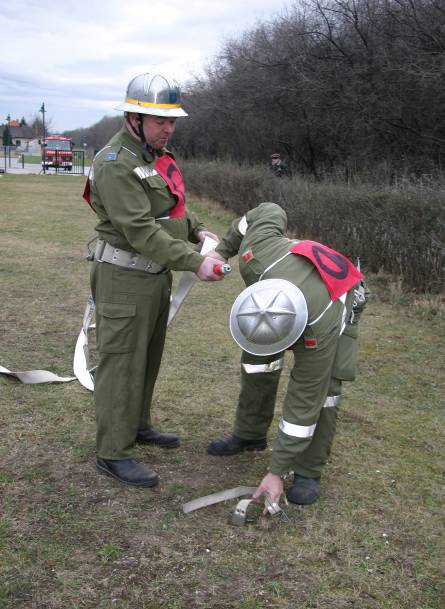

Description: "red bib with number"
290 240 363 300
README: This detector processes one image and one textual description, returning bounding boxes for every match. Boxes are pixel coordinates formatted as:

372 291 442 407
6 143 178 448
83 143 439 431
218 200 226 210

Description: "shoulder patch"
105 152 117 161
134 166 159 180
121 145 137 157
238 216 248 235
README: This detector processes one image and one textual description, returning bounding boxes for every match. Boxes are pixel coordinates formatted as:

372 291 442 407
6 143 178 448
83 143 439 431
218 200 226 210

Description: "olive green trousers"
91 261 172 460
234 290 359 478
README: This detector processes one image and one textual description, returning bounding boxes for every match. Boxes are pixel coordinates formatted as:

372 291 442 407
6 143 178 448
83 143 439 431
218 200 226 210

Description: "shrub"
182 159 444 293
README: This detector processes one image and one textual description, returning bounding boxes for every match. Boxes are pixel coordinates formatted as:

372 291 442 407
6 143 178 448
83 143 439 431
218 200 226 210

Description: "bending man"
208 202 367 506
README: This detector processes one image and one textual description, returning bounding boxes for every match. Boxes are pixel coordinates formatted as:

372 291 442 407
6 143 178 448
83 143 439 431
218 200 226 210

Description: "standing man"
207 203 367 506
85 72 224 488
270 153 289 177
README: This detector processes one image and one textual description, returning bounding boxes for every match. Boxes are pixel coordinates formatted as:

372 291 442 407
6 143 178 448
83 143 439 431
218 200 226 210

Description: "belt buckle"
94 239 106 262
85 236 98 261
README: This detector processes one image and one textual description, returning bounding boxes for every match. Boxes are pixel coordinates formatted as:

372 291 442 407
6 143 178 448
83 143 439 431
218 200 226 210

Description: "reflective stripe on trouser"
278 395 340 436
270 298 347 476
233 351 284 440
290 384 342 478
286 293 357 478
91 261 172 460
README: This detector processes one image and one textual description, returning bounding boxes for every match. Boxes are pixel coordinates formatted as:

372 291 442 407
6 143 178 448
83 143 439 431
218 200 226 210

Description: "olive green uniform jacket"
215 202 364 478
89 125 207 460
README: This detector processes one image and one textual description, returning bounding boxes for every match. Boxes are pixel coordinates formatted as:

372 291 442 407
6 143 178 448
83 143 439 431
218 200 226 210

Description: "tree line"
175 0 445 181
64 0 445 183
64 116 121 155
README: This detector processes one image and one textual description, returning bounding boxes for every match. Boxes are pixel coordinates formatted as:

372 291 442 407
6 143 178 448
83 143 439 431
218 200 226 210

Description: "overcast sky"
1 0 293 132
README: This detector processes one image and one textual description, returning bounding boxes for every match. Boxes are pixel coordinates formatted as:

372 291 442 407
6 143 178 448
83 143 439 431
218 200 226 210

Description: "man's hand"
253 473 284 515
204 250 226 263
196 256 225 281
196 230 219 243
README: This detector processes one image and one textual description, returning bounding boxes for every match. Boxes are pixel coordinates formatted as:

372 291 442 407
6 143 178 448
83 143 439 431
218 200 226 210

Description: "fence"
41 149 85 175
0 146 85 175
0 146 13 172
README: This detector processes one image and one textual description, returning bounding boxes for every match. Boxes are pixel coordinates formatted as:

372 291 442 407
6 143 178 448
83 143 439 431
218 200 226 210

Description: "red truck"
42 135 73 171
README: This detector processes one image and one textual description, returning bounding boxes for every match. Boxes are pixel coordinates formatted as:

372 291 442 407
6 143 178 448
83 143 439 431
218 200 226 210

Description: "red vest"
82 152 186 218
153 153 185 218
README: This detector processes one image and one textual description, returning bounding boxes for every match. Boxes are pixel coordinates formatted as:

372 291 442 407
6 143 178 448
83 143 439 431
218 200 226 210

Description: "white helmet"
115 73 187 117
230 279 308 356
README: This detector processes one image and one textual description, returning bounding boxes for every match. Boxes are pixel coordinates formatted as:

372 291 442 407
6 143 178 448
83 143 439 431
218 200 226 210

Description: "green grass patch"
20 154 42 164
0 174 444 609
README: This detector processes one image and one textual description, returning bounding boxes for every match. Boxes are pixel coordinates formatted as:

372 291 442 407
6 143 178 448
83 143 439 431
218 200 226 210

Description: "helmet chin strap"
125 113 157 162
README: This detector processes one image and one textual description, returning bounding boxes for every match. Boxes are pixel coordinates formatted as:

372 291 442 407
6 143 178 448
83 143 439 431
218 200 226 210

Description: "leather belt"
94 239 167 274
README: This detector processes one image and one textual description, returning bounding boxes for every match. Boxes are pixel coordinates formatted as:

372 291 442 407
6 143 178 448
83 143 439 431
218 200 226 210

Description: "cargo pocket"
331 324 358 381
96 302 137 354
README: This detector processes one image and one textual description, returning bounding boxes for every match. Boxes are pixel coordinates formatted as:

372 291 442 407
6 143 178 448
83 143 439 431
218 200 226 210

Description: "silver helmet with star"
115 72 187 117
229 279 308 356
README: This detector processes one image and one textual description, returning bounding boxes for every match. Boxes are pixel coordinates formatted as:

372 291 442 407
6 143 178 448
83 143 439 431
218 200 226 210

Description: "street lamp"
2 114 12 172
39 103 46 174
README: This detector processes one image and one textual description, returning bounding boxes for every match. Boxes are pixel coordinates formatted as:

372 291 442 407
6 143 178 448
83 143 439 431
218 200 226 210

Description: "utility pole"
39 103 46 174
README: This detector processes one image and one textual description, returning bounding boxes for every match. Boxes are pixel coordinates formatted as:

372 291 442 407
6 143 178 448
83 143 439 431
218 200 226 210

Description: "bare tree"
175 0 445 180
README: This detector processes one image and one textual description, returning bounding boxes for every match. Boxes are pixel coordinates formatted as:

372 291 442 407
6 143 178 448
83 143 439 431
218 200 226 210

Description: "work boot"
207 433 267 456
286 474 321 505
136 426 180 449
96 458 159 487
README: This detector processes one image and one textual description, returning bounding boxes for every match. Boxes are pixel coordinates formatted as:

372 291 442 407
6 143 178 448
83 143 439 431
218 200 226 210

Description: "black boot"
207 433 267 456
96 458 159 487
286 474 321 505
136 426 180 448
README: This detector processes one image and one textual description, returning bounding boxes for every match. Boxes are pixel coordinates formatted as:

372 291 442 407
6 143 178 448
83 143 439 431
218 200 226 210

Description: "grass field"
0 174 444 609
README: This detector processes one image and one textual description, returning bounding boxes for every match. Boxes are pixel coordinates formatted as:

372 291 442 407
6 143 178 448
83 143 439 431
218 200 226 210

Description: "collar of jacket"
121 124 171 163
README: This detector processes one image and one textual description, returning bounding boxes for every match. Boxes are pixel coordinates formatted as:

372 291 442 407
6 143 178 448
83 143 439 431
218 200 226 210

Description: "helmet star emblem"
237 291 296 340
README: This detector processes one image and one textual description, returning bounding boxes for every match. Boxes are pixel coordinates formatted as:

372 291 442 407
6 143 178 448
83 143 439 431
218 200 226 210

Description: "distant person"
207 202 367 507
270 152 289 177
83 72 224 488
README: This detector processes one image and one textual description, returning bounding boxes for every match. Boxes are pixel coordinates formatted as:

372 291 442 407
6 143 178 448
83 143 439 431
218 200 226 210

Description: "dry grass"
0 175 444 609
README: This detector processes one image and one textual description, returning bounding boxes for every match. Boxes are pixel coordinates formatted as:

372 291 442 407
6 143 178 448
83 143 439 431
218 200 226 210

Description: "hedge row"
182 159 444 293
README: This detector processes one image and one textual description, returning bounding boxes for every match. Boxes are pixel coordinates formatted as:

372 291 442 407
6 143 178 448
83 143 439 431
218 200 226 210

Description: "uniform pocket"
96 302 137 354
146 175 168 189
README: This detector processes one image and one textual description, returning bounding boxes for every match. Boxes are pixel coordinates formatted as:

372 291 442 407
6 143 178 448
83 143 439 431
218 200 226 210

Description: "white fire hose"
182 486 289 525
1 237 229 392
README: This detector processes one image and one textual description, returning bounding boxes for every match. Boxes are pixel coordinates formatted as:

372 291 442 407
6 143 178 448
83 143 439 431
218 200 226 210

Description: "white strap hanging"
73 294 96 391
0 365 75 385
0 237 219 392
